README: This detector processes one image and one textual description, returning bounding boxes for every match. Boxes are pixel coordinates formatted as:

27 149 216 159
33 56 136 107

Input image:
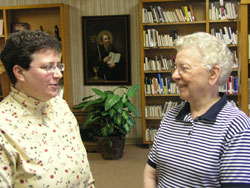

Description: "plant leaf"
127 84 139 98
77 97 103 110
81 95 95 102
109 108 116 118
101 111 109 117
123 123 130 133
125 102 138 117
92 88 106 99
74 101 88 109
127 116 135 127
108 123 114 134
105 94 120 111
121 110 129 120
121 94 128 103
82 115 93 129
119 127 126 135
113 101 123 113
101 127 108 137
82 112 96 129
92 97 105 104
115 114 122 126
104 90 113 96
109 139 112 147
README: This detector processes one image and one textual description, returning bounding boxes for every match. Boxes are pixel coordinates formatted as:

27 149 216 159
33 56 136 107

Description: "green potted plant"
75 84 139 160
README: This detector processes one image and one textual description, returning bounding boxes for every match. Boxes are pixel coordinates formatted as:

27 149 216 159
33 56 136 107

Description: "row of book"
145 98 237 119
219 76 238 94
209 1 238 20
142 5 196 24
145 101 179 118
145 75 179 95
144 51 238 71
143 29 179 48
145 75 237 96
211 26 237 45
144 55 175 71
145 105 163 118
144 28 238 48
145 128 158 142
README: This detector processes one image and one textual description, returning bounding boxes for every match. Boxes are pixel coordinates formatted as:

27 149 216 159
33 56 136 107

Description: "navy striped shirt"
148 93 250 187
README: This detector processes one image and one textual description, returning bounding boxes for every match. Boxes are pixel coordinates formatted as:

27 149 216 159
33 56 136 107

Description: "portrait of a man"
82 15 131 85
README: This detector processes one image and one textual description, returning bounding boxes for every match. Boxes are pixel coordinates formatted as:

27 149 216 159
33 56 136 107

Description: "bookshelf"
0 4 73 106
139 0 240 144
239 0 250 115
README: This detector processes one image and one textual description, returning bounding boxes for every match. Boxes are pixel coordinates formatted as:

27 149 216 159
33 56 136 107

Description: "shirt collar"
176 93 227 121
10 86 50 115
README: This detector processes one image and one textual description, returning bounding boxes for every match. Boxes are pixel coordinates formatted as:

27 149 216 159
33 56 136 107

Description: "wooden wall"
0 0 142 141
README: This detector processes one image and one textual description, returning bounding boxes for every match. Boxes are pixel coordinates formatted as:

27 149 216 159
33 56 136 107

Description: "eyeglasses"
30 63 65 73
171 64 191 74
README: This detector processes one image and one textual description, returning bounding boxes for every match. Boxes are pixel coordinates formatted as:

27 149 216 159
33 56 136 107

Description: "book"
176 9 185 22
150 6 158 22
234 76 238 94
171 11 179 22
166 11 174 22
162 11 170 22
147 11 154 23
107 52 121 64
156 6 165 22
248 34 250 59
0 20 3 35
143 30 146 47
210 3 215 20
145 77 148 94
147 29 154 47
188 5 196 21
158 73 164 94
180 6 187 21
152 77 157 94
182 6 190 22
142 8 147 23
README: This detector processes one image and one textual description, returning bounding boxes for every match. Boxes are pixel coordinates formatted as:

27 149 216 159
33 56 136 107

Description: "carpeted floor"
87 144 151 188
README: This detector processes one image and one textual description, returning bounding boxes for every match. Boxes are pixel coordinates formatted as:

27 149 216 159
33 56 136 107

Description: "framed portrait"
82 15 131 85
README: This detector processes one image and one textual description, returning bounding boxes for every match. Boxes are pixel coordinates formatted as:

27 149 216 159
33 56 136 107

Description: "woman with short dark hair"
0 30 95 188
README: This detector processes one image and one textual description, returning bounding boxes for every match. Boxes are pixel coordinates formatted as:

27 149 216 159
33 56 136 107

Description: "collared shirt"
148 93 250 187
0 87 95 188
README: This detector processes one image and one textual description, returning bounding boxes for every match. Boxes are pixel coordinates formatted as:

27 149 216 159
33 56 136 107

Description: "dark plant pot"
98 135 125 160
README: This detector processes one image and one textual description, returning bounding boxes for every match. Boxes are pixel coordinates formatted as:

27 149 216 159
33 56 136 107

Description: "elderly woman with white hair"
143 32 250 188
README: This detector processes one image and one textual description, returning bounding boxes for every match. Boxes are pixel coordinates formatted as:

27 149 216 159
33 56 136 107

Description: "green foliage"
75 85 139 140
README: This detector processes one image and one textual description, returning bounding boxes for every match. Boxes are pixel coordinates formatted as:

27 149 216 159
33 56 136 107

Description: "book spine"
183 6 190 22
188 4 195 21
150 6 157 23
158 73 163 94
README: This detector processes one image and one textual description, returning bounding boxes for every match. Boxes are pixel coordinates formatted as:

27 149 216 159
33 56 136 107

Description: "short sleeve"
220 129 250 184
147 127 160 169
